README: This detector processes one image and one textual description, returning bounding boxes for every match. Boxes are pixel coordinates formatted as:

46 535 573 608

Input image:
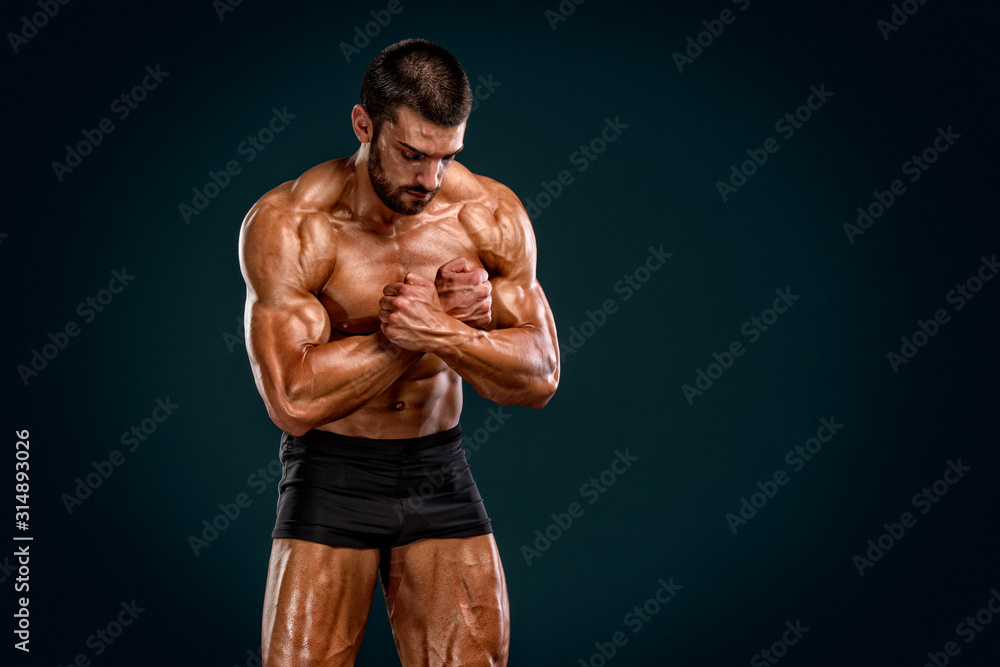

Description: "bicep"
246 290 331 377
490 273 552 331
239 202 333 384
483 196 555 334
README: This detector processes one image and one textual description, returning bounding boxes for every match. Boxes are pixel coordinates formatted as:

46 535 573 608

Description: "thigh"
262 538 381 667
382 534 509 667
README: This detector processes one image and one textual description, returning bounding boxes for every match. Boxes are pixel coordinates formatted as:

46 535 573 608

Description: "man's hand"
435 257 492 329
380 273 463 352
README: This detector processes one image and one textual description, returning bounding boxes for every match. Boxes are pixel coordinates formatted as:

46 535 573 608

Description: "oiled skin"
261 536 510 666
240 105 558 666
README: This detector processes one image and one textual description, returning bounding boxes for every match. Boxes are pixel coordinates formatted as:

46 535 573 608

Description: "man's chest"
316 221 486 335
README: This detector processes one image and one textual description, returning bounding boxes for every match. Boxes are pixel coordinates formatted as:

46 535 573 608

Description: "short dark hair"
360 38 472 133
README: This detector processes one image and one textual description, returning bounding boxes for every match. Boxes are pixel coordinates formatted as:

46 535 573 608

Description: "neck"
347 146 409 233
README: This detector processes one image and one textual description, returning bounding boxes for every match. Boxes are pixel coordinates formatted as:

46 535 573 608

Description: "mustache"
402 185 437 195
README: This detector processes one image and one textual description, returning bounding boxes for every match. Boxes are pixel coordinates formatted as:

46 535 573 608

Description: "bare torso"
247 157 506 438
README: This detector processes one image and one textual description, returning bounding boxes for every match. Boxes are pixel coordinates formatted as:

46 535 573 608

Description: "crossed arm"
239 197 559 436
378 204 559 409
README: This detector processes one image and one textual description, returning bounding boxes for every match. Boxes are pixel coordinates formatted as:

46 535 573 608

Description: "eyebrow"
398 141 464 159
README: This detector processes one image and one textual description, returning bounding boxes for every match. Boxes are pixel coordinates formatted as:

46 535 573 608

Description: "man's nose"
415 159 443 191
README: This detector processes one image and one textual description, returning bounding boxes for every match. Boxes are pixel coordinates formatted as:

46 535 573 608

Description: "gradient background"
5 0 1000 665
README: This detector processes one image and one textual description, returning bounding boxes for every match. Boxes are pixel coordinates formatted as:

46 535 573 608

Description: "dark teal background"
5 0 999 665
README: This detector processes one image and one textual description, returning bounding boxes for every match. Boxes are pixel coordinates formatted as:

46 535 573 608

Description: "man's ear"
352 104 374 144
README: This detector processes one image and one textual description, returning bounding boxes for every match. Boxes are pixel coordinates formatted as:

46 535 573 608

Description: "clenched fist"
435 257 492 329
379 273 453 352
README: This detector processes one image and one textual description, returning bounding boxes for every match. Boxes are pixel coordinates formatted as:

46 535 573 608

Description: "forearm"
264 332 423 434
432 324 558 408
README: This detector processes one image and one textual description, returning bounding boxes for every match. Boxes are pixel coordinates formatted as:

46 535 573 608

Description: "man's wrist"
375 330 425 362
428 319 476 358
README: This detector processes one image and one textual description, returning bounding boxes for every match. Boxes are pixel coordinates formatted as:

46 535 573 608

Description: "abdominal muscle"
314 346 464 440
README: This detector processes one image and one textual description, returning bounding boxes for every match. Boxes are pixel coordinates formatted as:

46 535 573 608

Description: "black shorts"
271 425 492 550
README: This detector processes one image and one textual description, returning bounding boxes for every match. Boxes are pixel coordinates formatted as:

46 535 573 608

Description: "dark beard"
367 133 438 216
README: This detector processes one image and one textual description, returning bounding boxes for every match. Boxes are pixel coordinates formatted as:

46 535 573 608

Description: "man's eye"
402 152 420 161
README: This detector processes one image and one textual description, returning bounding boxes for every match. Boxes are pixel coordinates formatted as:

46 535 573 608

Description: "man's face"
367 105 465 216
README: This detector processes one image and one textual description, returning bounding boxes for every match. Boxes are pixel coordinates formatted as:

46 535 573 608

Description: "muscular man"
238 39 559 666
